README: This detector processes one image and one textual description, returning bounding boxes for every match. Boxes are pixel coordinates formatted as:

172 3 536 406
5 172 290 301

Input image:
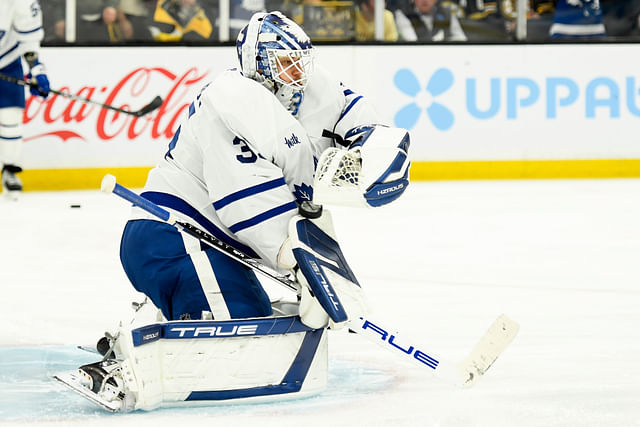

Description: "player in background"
62 11 411 411
0 0 50 196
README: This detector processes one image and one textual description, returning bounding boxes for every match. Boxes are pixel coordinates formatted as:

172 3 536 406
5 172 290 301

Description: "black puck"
299 201 323 219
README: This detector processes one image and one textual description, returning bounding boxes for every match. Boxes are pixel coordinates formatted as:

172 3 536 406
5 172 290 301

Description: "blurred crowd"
41 0 640 43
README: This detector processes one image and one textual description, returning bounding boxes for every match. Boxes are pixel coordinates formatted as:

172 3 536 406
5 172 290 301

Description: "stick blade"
135 96 163 117
457 314 520 388
101 174 116 194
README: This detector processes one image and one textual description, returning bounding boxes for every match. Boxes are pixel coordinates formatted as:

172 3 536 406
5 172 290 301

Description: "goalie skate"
54 359 132 412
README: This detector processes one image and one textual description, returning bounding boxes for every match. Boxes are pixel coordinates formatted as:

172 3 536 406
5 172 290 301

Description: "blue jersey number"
30 1 40 17
233 137 258 164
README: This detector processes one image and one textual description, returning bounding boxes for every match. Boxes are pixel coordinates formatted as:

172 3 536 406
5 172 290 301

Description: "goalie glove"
314 125 410 208
345 125 410 207
279 208 369 329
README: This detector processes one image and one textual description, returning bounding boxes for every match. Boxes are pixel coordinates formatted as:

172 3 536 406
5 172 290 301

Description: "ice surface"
1 179 639 426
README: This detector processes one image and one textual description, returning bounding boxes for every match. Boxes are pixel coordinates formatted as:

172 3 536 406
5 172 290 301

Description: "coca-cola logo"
23 67 209 143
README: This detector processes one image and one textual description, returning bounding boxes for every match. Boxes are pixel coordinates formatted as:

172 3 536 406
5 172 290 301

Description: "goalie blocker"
278 205 369 330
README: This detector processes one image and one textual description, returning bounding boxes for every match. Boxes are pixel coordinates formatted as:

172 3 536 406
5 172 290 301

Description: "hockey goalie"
54 11 411 412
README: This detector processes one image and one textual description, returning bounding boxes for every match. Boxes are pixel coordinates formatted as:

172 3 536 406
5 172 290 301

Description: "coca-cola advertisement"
23 47 237 170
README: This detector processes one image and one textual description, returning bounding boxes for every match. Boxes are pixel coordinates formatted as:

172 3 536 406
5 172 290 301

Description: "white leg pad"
113 306 328 411
0 107 24 165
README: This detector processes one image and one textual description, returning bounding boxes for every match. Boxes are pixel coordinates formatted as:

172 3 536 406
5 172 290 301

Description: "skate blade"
53 371 122 412
77 344 101 355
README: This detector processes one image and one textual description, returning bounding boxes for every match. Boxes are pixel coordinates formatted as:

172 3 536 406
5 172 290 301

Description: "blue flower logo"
393 68 455 131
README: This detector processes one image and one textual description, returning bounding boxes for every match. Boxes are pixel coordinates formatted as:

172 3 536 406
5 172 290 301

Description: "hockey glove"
26 59 50 98
345 125 410 207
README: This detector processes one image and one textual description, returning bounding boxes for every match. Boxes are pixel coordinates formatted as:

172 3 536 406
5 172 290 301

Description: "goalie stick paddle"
0 72 163 117
100 174 519 388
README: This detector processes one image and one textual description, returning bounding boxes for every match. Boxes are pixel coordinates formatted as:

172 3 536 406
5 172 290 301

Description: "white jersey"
136 65 381 268
0 0 44 69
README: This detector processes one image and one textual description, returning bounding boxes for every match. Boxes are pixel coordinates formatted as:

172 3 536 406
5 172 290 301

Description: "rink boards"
16 44 640 190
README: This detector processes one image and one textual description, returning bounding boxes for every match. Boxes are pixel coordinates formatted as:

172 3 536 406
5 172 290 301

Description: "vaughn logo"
23 67 209 143
285 133 301 148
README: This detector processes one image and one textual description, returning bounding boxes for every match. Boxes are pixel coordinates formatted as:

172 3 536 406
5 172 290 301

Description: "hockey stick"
100 174 519 388
0 72 163 117
100 174 298 291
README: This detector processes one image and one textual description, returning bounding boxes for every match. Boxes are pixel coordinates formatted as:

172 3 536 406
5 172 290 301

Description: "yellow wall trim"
5 159 640 192
17 167 153 192
410 159 640 181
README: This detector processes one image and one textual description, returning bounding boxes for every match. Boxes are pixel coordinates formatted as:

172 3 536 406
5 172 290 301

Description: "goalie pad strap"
321 129 349 147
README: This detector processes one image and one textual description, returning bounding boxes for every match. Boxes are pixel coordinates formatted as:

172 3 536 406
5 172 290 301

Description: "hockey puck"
298 201 323 219
70 204 81 208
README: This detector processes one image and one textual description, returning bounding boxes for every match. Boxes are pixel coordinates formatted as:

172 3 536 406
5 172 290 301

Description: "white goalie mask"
236 11 314 115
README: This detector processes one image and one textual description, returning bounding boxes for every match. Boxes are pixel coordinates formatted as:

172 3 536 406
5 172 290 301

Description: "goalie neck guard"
236 11 314 115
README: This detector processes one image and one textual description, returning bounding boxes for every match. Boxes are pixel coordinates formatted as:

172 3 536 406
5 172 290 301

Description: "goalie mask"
236 11 314 115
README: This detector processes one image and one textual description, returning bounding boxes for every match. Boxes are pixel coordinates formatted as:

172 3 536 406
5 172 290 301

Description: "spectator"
118 0 155 41
459 0 511 40
229 0 267 40
148 0 218 41
500 0 555 41
50 0 124 42
41 0 64 43
395 0 467 41
602 0 640 39
265 0 304 24
354 0 399 41
549 0 606 39
299 0 357 41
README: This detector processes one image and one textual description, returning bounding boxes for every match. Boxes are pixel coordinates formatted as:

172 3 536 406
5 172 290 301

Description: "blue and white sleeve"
332 84 383 143
14 0 44 53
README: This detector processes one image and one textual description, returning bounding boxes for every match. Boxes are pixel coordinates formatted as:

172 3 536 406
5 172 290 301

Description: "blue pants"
0 58 26 109
120 219 273 321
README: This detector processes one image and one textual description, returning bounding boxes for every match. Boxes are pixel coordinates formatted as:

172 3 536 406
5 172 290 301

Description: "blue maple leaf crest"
285 133 301 148
293 182 313 202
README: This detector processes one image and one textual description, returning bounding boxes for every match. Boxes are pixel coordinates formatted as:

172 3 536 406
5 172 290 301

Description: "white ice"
1 179 639 426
